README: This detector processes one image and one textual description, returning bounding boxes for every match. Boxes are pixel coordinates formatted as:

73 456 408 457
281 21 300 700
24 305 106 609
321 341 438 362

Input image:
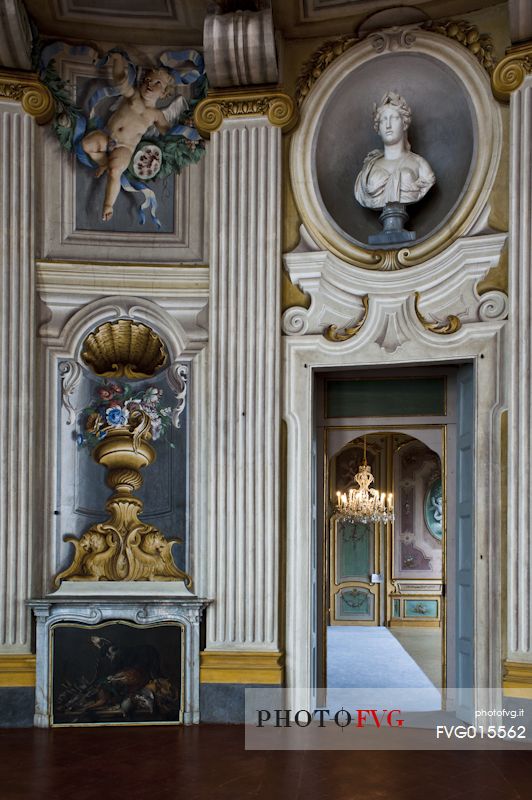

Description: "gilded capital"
492 42 532 102
194 90 297 137
0 68 54 124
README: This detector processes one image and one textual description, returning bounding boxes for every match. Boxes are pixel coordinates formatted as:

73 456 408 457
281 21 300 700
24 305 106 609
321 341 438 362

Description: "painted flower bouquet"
77 381 174 450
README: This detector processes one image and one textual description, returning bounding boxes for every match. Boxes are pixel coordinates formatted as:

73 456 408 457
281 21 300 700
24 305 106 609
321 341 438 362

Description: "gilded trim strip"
503 660 532 698
0 654 36 687
389 619 440 628
194 90 297 137
200 650 284 684
0 69 54 124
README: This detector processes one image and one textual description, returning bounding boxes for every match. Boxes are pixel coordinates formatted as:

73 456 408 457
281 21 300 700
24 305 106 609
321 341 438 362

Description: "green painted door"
330 517 380 625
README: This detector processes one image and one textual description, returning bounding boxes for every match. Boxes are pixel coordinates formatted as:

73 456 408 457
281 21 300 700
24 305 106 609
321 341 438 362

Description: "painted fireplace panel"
51 620 185 726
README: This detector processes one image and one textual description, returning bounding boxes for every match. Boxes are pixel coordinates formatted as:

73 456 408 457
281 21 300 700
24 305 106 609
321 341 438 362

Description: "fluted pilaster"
508 74 532 661
206 116 281 650
0 101 35 651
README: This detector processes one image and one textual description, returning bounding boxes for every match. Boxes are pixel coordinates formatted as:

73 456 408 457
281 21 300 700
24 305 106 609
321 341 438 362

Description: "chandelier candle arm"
335 446 394 524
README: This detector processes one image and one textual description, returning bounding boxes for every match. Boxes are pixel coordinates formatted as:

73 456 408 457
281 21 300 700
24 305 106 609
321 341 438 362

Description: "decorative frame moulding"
290 28 502 271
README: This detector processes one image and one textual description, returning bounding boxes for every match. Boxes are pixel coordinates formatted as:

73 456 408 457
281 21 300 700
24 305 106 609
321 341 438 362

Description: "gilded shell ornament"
81 320 168 379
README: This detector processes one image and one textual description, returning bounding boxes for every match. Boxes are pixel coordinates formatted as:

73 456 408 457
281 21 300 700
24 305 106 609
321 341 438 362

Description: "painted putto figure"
354 92 435 210
82 53 186 221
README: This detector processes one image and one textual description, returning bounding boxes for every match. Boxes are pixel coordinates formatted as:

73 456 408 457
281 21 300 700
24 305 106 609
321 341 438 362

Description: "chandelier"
335 437 394 524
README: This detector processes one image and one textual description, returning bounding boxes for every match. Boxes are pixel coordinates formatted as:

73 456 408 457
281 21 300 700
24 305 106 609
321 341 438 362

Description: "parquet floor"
1 725 532 799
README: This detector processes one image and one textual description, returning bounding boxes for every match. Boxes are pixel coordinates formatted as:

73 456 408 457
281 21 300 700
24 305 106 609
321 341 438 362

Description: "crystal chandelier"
336 437 394 524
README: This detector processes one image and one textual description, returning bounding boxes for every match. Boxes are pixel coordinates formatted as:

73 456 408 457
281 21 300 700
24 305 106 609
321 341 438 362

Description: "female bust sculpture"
354 92 435 210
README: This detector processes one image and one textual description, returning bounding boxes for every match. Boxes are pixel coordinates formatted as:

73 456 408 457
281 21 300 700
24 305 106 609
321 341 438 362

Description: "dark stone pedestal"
368 202 416 245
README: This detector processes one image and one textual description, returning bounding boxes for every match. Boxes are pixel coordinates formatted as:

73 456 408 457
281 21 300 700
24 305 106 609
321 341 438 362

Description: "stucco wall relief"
289 27 503 272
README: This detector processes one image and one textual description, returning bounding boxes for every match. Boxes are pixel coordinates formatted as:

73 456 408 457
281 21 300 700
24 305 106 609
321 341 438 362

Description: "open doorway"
327 432 444 692
314 366 468 703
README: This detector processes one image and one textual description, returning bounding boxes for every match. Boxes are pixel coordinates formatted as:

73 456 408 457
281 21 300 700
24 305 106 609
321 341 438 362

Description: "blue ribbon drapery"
40 43 205 228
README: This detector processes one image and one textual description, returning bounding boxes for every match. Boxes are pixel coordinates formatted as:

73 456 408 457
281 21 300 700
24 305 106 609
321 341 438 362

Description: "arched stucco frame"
37 289 209 597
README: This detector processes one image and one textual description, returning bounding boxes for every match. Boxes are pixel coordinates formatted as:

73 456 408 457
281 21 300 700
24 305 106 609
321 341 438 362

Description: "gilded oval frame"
290 30 502 270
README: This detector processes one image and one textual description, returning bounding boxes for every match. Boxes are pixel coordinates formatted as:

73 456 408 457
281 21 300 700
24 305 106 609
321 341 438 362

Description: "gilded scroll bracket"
324 296 369 342
194 89 297 137
414 292 462 335
0 68 53 123
491 42 532 101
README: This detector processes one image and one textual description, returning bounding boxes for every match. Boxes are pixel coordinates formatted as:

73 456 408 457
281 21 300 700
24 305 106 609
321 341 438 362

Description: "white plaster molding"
0 102 35 652
282 230 508 338
59 359 82 425
478 291 509 322
372 298 413 354
507 75 532 662
301 1 430 23
203 7 278 88
36 262 209 349
167 362 188 429
0 0 32 70
283 314 507 713
205 116 281 652
54 0 205 30
41 297 191 361
509 0 532 45
367 24 420 53
290 29 502 270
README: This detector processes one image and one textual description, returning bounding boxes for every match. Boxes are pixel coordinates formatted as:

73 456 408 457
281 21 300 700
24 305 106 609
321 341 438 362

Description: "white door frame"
282 254 507 712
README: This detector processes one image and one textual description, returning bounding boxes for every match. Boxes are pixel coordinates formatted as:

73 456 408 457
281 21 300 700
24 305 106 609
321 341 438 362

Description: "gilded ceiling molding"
414 292 462 335
492 42 532 102
0 68 53 124
324 295 369 342
426 20 495 74
295 35 357 109
194 90 297 137
295 22 494 110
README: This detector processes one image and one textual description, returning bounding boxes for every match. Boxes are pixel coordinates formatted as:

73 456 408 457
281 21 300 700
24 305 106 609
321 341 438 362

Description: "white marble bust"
354 92 435 210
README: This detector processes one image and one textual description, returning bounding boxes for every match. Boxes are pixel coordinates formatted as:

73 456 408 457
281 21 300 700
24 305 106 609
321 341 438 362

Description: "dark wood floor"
1 725 532 799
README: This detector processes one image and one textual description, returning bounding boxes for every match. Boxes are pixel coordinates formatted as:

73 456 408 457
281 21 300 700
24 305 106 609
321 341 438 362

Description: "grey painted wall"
0 688 34 727
200 684 281 724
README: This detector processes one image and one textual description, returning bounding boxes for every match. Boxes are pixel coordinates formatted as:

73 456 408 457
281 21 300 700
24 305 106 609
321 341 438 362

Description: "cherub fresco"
82 55 188 221
34 40 206 228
